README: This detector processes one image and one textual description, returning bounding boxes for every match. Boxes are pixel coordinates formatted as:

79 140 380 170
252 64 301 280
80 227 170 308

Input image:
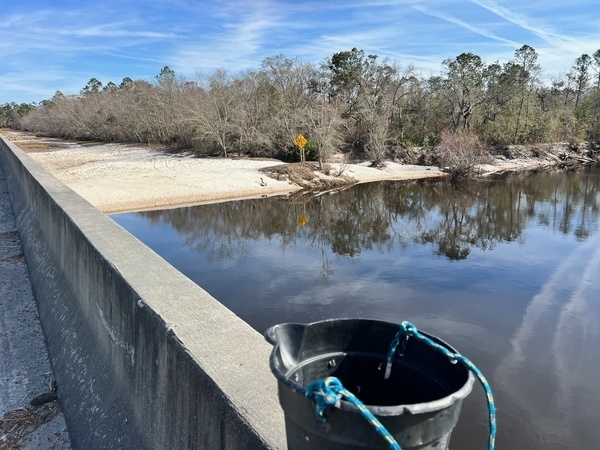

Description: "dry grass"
433 131 493 181
261 162 317 182
0 403 61 450
260 162 353 189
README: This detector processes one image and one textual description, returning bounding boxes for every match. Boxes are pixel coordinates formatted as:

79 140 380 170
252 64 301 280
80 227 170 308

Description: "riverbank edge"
2 129 599 214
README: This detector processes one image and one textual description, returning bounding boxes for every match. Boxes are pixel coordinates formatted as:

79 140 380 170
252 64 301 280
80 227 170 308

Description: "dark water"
112 167 600 450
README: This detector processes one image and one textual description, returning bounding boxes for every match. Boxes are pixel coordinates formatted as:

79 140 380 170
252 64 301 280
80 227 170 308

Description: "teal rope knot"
304 376 344 420
305 376 402 449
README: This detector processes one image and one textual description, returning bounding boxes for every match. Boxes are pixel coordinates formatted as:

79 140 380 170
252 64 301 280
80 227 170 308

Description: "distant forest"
2 45 600 163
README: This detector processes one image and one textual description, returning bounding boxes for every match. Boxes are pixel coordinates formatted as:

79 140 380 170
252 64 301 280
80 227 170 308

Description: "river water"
112 166 600 449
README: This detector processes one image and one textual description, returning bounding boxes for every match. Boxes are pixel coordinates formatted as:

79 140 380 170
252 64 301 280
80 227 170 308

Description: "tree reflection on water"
139 166 600 262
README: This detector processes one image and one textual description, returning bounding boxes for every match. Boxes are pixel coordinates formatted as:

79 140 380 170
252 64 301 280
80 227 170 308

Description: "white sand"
3 131 453 213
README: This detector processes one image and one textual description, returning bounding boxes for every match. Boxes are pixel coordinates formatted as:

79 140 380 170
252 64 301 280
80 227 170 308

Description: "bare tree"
188 70 239 157
305 96 343 169
433 130 492 181
230 70 276 155
260 55 314 151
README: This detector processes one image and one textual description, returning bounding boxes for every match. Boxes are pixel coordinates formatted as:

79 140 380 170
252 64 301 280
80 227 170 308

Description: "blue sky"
1 0 599 104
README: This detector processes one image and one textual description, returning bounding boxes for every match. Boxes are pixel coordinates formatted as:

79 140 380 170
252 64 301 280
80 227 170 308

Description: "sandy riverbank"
1 130 557 214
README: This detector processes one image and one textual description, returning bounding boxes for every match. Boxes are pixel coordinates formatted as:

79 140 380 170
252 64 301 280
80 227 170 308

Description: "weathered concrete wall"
0 135 286 449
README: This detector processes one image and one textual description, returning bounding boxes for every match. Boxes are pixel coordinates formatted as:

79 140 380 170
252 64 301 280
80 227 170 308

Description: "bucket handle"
385 321 497 450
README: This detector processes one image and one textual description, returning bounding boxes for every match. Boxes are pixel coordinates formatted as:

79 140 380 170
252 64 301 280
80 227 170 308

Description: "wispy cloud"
469 0 575 46
0 66 71 102
2 0 599 103
468 0 600 72
62 25 177 39
172 0 288 73
0 14 27 28
412 2 520 48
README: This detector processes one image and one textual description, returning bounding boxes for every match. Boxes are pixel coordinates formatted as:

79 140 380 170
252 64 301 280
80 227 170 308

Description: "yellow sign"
297 214 308 227
295 134 307 149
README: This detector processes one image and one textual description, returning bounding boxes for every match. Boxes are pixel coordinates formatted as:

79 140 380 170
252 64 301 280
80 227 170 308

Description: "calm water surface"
112 167 600 450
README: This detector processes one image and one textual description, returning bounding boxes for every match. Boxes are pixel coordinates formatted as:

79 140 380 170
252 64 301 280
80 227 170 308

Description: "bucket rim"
265 317 476 416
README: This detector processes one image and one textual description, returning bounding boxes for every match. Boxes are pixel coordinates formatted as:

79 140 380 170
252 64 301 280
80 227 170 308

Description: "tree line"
0 102 35 128
3 45 600 164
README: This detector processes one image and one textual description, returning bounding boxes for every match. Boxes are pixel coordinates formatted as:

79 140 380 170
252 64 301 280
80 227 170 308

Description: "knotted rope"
305 376 401 449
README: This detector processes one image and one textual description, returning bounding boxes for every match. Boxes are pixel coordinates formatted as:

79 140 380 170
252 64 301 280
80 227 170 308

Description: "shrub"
433 130 492 182
275 139 319 162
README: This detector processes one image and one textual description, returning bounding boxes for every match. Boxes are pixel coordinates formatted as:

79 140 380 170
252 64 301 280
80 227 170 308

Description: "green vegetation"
0 102 36 128
5 46 600 165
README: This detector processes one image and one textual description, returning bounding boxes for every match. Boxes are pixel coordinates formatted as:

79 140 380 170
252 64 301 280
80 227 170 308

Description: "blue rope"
305 376 402 449
304 321 496 449
387 321 497 450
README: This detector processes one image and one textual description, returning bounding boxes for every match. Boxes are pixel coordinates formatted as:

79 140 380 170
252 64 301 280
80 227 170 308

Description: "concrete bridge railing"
0 135 286 449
